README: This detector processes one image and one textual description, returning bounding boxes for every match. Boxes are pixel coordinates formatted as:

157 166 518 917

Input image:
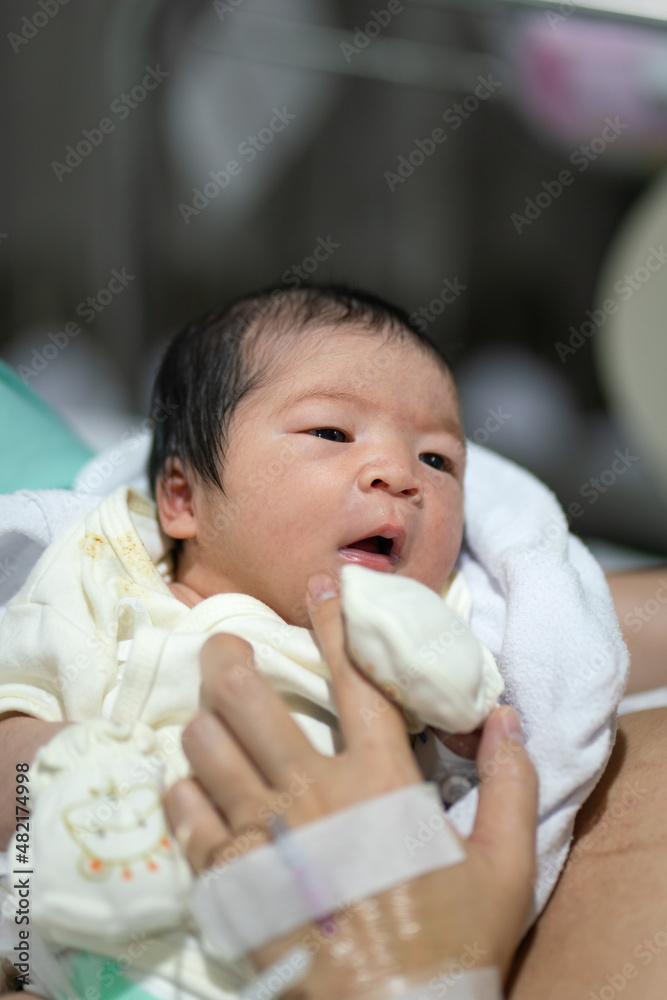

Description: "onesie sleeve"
0 600 114 722
0 500 122 723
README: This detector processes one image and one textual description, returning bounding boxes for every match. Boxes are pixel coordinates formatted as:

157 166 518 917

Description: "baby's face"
182 327 466 627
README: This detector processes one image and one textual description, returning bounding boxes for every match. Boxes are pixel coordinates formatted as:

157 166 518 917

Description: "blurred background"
2 0 667 562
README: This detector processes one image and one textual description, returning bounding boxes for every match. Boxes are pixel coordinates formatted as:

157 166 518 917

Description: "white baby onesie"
0 486 502 998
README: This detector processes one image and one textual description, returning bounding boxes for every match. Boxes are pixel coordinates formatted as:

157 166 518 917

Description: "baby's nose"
360 458 421 498
371 475 420 498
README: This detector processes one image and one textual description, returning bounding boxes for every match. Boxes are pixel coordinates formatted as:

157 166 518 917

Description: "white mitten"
340 564 504 734
12 719 192 949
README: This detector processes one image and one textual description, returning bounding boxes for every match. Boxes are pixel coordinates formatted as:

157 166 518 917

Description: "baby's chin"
397 561 460 597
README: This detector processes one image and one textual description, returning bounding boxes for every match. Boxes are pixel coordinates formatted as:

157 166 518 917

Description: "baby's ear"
156 457 198 539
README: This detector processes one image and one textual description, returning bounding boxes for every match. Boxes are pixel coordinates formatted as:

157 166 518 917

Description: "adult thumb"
471 706 538 884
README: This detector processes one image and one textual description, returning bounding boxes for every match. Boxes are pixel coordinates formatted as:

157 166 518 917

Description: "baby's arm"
0 713 69 849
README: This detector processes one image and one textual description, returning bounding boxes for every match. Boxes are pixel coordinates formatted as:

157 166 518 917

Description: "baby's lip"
337 547 398 572
339 524 406 562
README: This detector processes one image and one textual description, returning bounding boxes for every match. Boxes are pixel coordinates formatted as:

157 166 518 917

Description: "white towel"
447 443 629 922
0 491 100 621
0 438 629 924
0 432 151 622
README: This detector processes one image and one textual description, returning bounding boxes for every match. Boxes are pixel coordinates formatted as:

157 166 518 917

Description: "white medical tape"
191 782 465 962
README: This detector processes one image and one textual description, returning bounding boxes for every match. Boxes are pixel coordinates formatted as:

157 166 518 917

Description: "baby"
151 284 466 624
0 285 503 999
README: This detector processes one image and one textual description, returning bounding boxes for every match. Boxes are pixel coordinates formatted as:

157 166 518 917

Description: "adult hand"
164 574 538 996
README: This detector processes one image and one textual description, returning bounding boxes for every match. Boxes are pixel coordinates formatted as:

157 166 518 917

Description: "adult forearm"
0 714 69 849
606 568 667 695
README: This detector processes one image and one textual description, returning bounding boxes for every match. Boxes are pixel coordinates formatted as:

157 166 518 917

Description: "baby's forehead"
246 321 462 431
255 319 453 385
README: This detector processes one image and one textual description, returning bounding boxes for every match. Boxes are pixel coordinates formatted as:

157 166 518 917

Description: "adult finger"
471 706 538 882
183 710 270 833
199 634 316 786
163 778 233 874
306 575 414 757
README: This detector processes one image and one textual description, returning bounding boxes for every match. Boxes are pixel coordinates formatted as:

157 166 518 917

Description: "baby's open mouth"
339 532 402 570
347 535 394 556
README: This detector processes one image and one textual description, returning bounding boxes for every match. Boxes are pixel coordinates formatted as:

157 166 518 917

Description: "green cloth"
0 359 93 492
62 952 161 1000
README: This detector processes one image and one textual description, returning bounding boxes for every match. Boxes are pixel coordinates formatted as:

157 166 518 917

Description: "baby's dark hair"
148 283 453 497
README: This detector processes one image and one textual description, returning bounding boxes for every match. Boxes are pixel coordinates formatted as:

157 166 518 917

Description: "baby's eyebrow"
280 387 366 410
277 388 365 412
277 388 466 444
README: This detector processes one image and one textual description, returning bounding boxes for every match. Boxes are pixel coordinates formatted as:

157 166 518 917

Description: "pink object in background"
510 14 667 155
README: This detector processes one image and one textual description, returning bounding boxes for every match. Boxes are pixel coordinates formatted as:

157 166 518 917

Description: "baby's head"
149 285 466 627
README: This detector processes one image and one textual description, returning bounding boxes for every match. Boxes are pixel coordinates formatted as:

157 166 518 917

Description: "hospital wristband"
191 782 465 962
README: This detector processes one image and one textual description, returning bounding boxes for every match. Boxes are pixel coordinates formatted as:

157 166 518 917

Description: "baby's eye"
307 428 348 443
419 453 453 474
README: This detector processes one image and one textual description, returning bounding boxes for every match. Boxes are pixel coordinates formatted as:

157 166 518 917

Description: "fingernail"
501 706 524 744
307 574 339 602
174 821 193 853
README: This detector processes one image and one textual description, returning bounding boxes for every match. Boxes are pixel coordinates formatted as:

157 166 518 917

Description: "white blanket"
450 443 628 920
0 437 629 924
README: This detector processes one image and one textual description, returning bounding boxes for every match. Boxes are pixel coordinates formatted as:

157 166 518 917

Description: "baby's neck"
167 580 204 608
